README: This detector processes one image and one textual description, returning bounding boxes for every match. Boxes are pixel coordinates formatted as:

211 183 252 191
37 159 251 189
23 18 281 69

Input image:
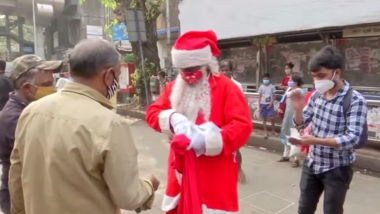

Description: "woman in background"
220 59 246 183
280 62 294 90
278 74 305 167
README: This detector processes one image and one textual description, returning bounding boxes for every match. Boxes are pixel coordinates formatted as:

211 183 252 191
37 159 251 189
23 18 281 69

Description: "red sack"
171 135 202 214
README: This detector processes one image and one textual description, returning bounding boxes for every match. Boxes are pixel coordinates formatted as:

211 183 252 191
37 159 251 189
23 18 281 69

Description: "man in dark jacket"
0 55 61 214
0 60 13 111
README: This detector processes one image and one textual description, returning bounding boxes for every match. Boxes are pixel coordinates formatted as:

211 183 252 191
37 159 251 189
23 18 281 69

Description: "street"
0 117 379 214
122 117 380 214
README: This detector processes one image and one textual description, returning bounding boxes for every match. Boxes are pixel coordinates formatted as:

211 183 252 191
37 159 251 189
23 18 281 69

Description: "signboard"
343 26 380 38
252 37 277 47
125 9 147 42
112 23 128 41
86 25 103 39
22 45 33 54
119 64 130 90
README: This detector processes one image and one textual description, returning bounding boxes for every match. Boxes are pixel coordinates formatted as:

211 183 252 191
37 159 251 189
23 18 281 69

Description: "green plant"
124 53 135 63
131 59 156 95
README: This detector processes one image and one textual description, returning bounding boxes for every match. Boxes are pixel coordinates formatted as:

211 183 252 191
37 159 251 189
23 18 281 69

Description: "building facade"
179 0 380 90
0 0 107 60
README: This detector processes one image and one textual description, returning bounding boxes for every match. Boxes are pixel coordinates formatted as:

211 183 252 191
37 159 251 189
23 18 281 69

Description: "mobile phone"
286 135 301 141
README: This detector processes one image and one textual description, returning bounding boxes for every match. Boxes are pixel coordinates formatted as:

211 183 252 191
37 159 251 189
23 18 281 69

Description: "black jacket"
0 93 26 214
0 93 26 163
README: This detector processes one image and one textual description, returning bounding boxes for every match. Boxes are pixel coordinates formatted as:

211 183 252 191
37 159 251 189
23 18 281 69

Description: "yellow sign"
252 37 277 46
343 26 380 38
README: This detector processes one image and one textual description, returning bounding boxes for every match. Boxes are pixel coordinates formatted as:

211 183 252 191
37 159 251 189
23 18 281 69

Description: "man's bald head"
69 38 120 78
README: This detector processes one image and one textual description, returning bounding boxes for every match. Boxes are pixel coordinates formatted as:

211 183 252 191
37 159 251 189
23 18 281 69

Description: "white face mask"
314 71 336 94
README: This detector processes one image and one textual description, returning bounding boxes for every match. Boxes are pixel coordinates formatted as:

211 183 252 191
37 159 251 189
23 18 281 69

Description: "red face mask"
180 70 203 85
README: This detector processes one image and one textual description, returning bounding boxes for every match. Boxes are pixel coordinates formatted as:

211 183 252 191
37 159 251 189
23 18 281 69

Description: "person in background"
0 60 13 111
0 55 61 214
220 59 241 88
158 71 169 94
280 62 294 90
150 73 160 101
258 73 276 139
9 39 159 214
291 45 367 214
220 59 246 183
278 74 304 167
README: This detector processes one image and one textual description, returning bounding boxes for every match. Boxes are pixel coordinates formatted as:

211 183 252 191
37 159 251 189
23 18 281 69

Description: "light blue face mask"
288 81 295 87
263 79 270 85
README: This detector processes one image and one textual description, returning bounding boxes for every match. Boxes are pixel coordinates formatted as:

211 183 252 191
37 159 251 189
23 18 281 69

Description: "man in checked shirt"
289 45 367 214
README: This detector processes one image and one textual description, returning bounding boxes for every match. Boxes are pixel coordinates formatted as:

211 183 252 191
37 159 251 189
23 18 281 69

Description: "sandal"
277 157 290 162
292 160 300 168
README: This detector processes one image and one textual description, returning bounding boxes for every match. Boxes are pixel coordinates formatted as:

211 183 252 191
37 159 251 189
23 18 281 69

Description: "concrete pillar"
35 25 45 58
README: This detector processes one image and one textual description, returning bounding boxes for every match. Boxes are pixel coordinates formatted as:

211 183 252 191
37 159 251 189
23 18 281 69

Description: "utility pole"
166 0 172 78
32 0 37 55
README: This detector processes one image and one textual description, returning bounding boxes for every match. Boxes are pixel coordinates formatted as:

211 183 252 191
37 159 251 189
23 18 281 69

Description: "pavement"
118 117 380 214
1 117 379 214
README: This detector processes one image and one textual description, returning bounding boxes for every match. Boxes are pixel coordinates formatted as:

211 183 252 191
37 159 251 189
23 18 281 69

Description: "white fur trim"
158 109 176 134
204 130 224 156
172 46 213 69
207 57 220 76
161 194 180 212
202 205 239 214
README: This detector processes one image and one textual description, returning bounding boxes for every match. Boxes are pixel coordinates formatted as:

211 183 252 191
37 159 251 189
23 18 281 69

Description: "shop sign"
252 36 277 47
343 26 380 38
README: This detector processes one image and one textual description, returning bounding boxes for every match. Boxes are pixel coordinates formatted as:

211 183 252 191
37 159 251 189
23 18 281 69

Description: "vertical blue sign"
112 23 129 41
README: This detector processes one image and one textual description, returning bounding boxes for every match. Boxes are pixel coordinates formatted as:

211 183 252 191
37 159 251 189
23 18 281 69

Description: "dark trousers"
0 163 10 214
237 150 242 170
298 163 353 214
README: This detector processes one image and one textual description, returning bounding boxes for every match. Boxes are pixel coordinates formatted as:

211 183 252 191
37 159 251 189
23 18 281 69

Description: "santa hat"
172 30 221 76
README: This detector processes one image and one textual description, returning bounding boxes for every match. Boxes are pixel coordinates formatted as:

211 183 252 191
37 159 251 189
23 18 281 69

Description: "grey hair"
13 68 39 90
69 38 121 78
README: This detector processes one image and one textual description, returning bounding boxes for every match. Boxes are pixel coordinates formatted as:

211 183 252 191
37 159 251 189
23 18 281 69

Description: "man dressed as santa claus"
146 30 253 214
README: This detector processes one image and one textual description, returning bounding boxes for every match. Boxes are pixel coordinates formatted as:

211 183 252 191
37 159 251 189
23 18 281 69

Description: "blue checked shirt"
302 82 367 174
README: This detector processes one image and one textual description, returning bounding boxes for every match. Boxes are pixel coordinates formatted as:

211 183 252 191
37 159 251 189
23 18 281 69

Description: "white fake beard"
170 67 211 122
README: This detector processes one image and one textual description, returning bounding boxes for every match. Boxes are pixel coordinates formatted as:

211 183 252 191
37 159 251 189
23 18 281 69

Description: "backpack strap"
311 90 320 102
343 88 353 116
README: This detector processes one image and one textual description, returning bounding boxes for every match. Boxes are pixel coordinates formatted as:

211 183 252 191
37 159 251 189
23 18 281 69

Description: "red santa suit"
146 30 253 214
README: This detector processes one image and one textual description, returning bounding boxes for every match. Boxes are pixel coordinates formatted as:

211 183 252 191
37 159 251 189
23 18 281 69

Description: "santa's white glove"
185 124 206 156
170 113 190 134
